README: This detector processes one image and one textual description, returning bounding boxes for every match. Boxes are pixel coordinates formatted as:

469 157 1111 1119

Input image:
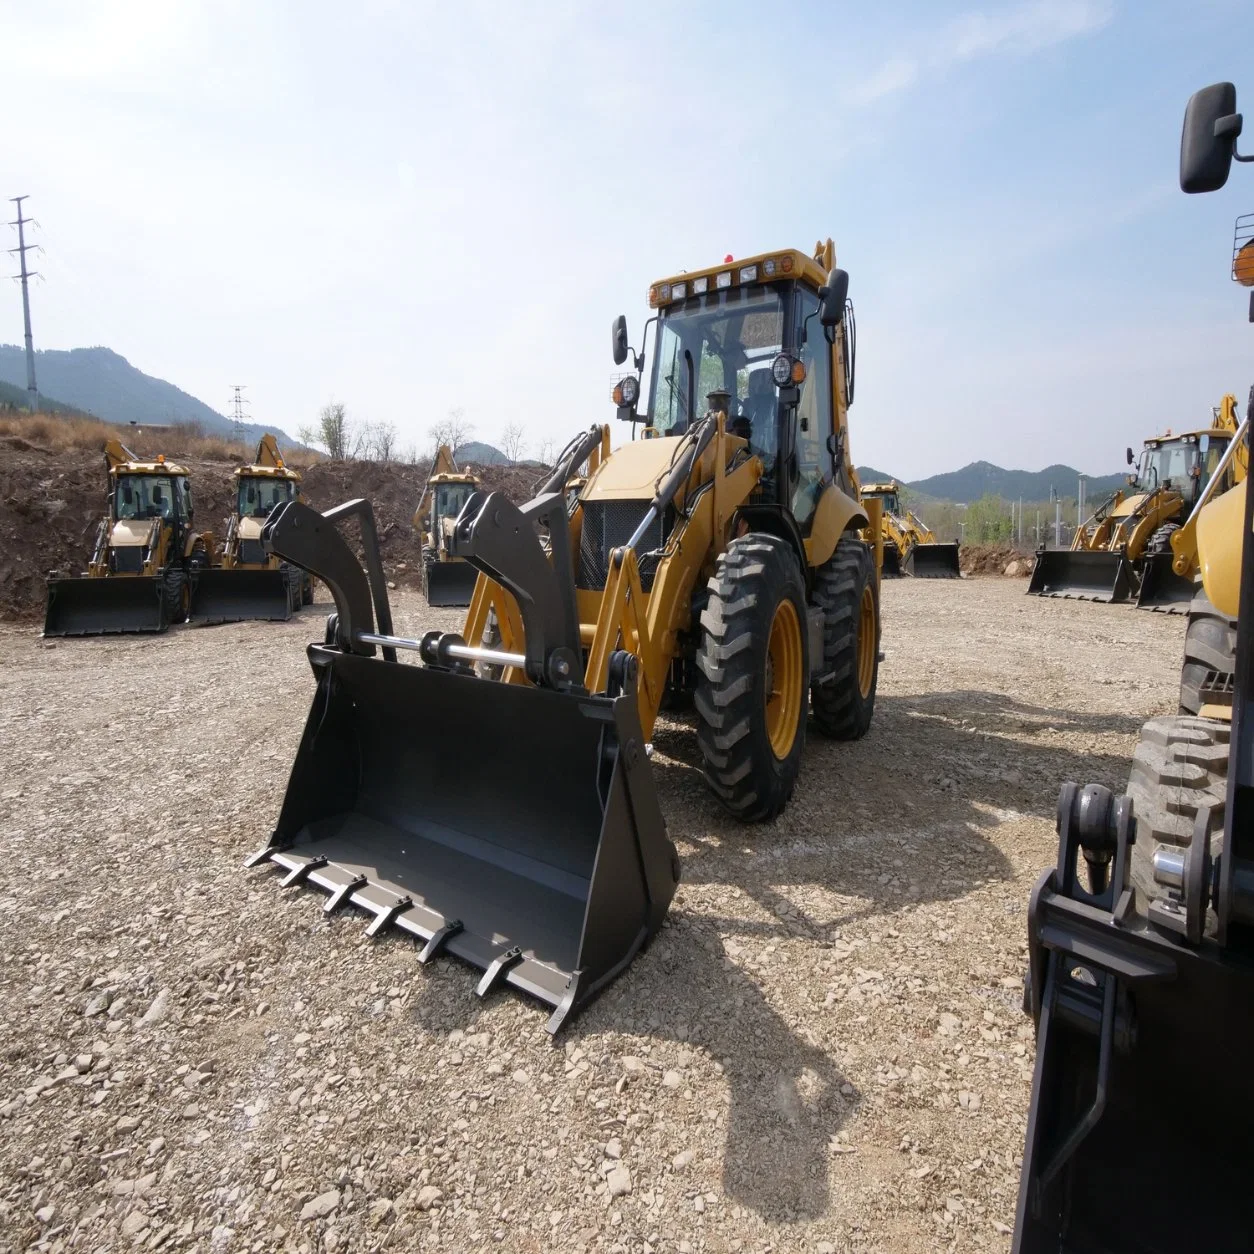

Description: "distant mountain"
0 378 90 417
856 461 1125 504
0 345 298 448
455 440 510 465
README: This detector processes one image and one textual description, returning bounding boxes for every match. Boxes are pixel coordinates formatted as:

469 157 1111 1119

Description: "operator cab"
115 472 189 523
1133 432 1230 507
434 481 475 524
239 475 296 518
617 249 854 532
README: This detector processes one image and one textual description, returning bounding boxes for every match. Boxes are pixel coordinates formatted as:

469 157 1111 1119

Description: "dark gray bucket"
1028 550 1132 602
43 576 166 637
189 568 292 624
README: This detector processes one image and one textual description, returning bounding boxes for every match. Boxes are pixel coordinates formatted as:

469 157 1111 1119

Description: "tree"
500 422 527 464
362 420 399 463
296 423 318 450
965 493 1014 544
427 407 474 458
318 402 352 460
535 436 556 467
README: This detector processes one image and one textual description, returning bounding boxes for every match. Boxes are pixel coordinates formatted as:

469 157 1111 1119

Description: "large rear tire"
1148 522 1179 555
810 537 879 739
1179 589 1236 715
695 534 808 822
1125 715 1228 914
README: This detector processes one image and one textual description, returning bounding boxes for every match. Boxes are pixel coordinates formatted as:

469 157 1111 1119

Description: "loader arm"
1121 487 1181 560
252 433 284 467
103 438 140 472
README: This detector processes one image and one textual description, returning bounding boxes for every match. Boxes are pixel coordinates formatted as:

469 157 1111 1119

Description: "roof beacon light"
724 254 734 263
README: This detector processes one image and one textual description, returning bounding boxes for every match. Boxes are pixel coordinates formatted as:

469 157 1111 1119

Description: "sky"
3 0 1253 479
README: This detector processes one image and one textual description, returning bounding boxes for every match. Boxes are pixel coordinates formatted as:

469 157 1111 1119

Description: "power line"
8 195 41 410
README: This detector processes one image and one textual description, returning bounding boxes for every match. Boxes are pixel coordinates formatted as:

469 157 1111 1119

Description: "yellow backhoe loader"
188 434 311 624
1012 84 1254 1253
1028 405 1239 604
859 480 960 577
247 238 882 1031
43 438 212 636
414 445 481 606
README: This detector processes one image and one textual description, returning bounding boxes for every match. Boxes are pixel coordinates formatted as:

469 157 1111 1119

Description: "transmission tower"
8 196 41 410
230 385 249 442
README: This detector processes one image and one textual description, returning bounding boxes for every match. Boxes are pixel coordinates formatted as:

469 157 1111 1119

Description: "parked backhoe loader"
246 239 882 1030
1011 80 1254 1254
860 480 960 577
43 438 212 636
414 445 480 606
188 434 311 624
1028 406 1239 604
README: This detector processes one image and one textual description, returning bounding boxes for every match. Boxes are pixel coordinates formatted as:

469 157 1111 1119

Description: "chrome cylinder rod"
356 631 526 670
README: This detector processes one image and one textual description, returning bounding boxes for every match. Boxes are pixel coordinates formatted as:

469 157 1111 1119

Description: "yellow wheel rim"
857 584 876 699
765 599 803 759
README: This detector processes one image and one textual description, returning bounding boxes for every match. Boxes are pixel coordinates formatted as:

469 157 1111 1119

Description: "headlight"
618 375 640 407
771 353 794 386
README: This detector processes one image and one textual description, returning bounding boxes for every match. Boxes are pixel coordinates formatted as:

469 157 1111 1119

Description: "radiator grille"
578 501 662 592
110 547 144 574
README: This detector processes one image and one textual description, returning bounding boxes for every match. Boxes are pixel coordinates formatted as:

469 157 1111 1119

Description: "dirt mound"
961 543 1035 577
0 437 545 623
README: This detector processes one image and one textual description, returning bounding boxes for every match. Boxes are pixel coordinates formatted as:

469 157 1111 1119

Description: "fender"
804 482 869 568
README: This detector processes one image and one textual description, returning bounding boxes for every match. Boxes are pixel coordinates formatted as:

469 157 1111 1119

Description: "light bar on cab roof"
647 254 797 306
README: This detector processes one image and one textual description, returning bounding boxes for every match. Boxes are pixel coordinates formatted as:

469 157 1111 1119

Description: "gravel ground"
0 578 1184 1254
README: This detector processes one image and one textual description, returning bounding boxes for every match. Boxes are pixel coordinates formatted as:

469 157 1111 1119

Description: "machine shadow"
575 918 861 1223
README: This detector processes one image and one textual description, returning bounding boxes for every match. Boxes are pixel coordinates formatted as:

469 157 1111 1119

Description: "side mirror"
1181 82 1240 193
1126 447 1134 465
612 315 630 366
818 268 850 327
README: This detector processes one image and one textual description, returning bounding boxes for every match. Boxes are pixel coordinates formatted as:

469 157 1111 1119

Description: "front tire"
695 534 808 822
162 566 188 624
810 537 879 739
1179 589 1236 715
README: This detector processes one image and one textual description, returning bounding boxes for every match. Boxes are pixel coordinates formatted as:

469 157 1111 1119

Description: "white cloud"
848 0 1112 106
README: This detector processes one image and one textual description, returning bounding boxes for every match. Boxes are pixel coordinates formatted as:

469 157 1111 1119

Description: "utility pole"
1052 487 1062 547
1077 474 1087 530
8 196 40 409
1036 509 1041 545
1018 495 1023 544
230 386 248 443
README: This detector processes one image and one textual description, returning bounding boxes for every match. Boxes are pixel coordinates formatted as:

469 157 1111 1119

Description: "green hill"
0 378 90 417
856 461 1125 504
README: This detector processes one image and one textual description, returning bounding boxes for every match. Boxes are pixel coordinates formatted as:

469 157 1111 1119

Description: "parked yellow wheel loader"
1012 81 1254 1254
413 444 481 606
859 480 960 578
246 239 882 1031
1028 403 1240 604
43 438 213 636
188 434 311 624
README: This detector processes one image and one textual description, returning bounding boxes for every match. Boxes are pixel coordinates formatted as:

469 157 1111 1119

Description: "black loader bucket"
247 491 679 1033
424 559 479 607
1027 549 1132 602
188 568 292 624
43 576 166 637
1014 783 1254 1252
904 542 961 578
881 543 903 577
1134 551 1194 614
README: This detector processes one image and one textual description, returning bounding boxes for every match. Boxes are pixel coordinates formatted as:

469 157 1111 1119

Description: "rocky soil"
0 580 1184 1253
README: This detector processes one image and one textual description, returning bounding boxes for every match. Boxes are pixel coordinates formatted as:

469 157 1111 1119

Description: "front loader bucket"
424 559 479 607
904 542 961 578
247 645 680 1033
42 576 166 637
1134 551 1194 614
188 568 292 624
1027 550 1132 602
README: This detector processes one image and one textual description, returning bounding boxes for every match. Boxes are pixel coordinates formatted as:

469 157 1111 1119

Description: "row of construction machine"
859 479 961 577
245 237 885 1031
412 444 481 606
43 433 313 637
1012 81 1254 1254
1027 399 1244 611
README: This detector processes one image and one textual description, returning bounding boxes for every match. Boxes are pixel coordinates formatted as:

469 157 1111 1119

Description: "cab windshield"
238 476 295 517
874 492 901 515
115 474 177 521
435 482 474 521
649 288 785 467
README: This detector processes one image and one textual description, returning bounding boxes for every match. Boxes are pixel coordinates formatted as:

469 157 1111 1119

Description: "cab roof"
233 463 302 482
862 481 900 495
648 242 833 309
111 458 190 476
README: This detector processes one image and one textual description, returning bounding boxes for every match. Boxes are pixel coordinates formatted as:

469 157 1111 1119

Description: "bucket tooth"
244 844 279 869
364 896 413 939
280 856 328 888
324 875 368 914
476 947 524 997
418 919 464 964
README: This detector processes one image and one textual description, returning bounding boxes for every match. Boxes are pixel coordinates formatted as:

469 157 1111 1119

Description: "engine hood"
110 519 157 547
237 516 266 541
